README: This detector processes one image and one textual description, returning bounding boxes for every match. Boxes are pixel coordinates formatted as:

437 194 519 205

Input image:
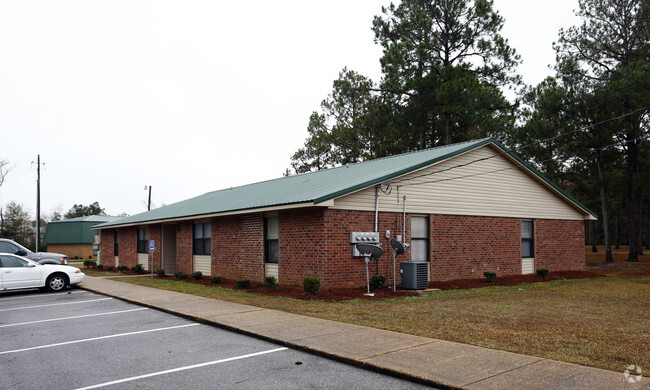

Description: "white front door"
0 255 42 289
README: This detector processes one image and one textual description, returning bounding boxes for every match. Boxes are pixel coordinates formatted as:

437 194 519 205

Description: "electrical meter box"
350 232 380 256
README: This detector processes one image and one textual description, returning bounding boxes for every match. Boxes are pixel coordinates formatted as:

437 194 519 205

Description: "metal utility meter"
350 232 380 256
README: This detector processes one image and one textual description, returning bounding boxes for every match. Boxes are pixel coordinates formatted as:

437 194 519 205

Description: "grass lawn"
585 245 650 263
87 258 650 374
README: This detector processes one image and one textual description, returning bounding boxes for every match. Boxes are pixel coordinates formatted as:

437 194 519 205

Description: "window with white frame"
193 222 211 255
264 217 278 264
137 227 148 254
521 220 534 258
411 216 429 262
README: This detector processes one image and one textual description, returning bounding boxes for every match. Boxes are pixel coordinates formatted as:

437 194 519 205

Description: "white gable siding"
332 145 588 220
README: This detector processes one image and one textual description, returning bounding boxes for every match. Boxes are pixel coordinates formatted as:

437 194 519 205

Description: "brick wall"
101 210 585 288
278 208 327 285
430 215 522 280
534 219 585 271
48 243 94 260
119 227 138 268
98 228 136 267
98 229 114 265
275 208 408 288
212 214 265 280
176 221 193 274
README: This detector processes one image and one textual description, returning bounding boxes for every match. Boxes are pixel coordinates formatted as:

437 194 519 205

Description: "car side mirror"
28 263 37 267
16 250 27 256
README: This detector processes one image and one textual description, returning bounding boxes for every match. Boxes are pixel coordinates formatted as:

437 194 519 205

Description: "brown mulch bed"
427 270 605 290
172 276 422 301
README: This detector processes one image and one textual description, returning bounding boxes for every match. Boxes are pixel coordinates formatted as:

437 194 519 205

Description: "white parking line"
0 297 112 312
0 290 87 302
0 308 148 328
74 347 289 390
0 323 200 355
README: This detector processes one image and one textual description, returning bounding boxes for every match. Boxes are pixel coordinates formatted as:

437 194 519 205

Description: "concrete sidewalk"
79 276 642 390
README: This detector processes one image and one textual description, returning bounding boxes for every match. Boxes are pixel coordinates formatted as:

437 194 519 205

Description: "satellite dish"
390 239 404 255
356 243 384 295
355 243 384 259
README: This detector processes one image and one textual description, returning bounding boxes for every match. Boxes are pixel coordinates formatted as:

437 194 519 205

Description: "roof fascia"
92 201 317 230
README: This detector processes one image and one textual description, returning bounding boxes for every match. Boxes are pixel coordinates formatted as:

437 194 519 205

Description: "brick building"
93 138 595 288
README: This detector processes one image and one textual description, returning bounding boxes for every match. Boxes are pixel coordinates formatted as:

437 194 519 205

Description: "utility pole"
34 155 42 252
144 185 152 211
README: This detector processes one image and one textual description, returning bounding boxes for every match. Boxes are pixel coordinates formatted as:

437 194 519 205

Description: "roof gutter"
91 201 319 230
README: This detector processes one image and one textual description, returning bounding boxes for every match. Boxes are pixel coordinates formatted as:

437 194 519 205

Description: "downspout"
375 186 380 275
402 195 407 243
374 186 379 233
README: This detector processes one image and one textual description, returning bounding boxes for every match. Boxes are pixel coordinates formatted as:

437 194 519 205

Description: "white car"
0 253 85 292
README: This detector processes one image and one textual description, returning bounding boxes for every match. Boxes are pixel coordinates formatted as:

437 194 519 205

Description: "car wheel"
46 274 68 292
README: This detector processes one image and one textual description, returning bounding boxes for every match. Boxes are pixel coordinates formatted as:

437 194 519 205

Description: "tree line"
289 0 649 262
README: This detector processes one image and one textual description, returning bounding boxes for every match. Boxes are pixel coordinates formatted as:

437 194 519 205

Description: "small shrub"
264 276 279 291
236 279 250 289
484 271 497 282
537 269 550 278
96 264 103 270
191 271 203 280
117 265 128 272
210 276 221 284
105 266 114 272
369 275 386 291
88 255 93 259
74 256 79 260
132 264 145 273
302 276 320 295
156 268 166 277
174 271 187 279
83 260 97 268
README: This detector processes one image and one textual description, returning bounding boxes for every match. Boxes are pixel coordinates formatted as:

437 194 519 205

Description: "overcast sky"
0 0 580 218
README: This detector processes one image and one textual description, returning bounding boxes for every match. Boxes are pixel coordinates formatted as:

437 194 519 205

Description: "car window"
0 241 19 254
0 255 29 267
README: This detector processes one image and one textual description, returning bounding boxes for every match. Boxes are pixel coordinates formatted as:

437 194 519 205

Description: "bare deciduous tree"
0 159 12 188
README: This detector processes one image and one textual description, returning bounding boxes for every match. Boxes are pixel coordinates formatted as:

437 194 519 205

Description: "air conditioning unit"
400 261 429 289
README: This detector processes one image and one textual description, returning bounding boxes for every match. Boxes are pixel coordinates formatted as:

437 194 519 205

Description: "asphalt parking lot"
0 288 434 389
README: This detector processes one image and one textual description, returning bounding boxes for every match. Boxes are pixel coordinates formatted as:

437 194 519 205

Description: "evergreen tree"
372 0 521 147
64 201 107 219
1 201 33 249
554 0 650 261
291 68 388 173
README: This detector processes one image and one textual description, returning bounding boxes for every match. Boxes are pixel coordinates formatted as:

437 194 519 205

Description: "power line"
394 133 650 189
389 105 650 186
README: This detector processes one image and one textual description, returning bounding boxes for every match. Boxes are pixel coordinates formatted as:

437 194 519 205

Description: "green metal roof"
43 216 122 244
94 138 596 229
55 215 123 223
